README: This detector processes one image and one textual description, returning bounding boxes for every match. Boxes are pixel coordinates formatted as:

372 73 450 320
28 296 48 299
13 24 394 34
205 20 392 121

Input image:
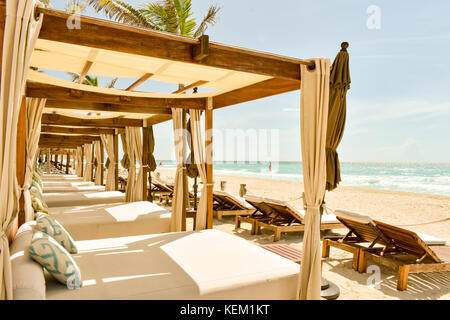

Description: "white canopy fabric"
170 108 186 232
190 110 208 230
0 0 43 300
23 98 46 222
94 140 102 186
100 134 115 191
30 40 272 93
83 143 92 182
298 58 330 300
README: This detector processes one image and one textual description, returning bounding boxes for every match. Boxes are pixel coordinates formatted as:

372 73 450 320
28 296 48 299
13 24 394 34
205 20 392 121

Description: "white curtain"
75 146 82 176
23 98 46 222
94 140 102 185
100 134 115 191
298 58 330 300
0 0 43 300
125 127 141 202
170 108 186 232
190 110 208 230
83 143 92 181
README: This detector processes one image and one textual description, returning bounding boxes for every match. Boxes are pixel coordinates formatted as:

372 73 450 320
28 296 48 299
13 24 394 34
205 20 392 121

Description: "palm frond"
65 0 87 14
87 0 160 29
106 77 118 88
142 0 179 34
175 0 196 37
194 4 221 38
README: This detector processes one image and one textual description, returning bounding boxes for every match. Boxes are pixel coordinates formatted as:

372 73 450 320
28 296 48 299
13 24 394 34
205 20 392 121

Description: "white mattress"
42 174 85 182
45 230 300 300
48 202 171 240
43 191 125 207
42 181 96 188
43 185 106 193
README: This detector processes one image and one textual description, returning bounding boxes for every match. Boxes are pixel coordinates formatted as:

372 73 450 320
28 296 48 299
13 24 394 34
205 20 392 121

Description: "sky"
49 0 450 163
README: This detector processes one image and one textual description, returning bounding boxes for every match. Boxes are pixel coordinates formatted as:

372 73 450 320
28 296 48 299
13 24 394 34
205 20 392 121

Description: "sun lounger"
47 201 171 240
11 223 300 300
212 190 254 220
236 195 276 234
43 191 125 208
41 174 84 182
238 195 344 241
322 209 450 290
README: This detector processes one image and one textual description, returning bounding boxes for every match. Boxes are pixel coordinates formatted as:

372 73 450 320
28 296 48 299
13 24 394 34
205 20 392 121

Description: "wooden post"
80 146 84 177
113 130 119 190
46 148 50 173
91 143 95 182
65 152 70 174
100 140 104 185
142 123 149 200
16 96 27 227
181 109 187 231
205 97 214 229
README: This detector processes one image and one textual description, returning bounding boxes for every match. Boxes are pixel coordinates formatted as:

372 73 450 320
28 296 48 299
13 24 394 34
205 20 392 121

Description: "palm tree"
87 0 220 37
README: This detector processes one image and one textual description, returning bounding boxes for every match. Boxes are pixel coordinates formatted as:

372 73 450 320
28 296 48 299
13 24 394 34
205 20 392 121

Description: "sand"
155 168 450 300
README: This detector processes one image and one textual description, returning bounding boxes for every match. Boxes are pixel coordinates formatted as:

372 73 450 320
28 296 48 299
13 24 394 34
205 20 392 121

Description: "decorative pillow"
31 195 49 214
35 213 77 254
29 231 82 289
32 171 42 189
31 180 43 196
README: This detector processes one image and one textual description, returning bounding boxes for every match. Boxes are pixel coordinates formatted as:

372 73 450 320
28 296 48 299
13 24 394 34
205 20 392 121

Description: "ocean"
156 161 450 197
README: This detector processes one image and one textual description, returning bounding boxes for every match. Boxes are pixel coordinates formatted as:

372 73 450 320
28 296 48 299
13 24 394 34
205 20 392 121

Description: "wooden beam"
40 133 101 142
213 78 301 109
126 73 153 91
41 114 143 128
77 60 93 84
44 99 172 115
173 80 208 94
193 35 209 61
36 7 305 80
27 82 205 110
205 98 214 229
41 125 115 135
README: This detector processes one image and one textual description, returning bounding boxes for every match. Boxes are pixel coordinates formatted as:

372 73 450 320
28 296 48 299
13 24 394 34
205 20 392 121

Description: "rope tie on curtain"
305 204 321 210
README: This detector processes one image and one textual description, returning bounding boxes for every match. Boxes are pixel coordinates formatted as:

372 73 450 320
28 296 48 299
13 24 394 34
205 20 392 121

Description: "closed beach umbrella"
186 116 199 179
143 126 157 201
326 42 351 191
120 132 130 170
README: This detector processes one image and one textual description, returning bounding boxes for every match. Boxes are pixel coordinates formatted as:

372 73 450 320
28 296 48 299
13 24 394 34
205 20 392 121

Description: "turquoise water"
156 161 450 197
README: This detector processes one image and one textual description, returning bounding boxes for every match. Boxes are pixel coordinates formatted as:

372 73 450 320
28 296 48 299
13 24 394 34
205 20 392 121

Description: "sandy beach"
155 168 450 300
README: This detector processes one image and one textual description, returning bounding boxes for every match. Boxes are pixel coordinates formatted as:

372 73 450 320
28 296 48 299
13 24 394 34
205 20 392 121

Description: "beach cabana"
1 0 336 300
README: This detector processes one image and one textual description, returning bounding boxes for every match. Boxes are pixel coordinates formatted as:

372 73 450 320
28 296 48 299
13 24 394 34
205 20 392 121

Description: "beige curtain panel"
0 0 43 300
75 146 82 176
125 127 142 202
298 58 330 300
83 143 92 181
23 98 46 222
94 140 102 185
170 108 186 232
190 110 208 230
100 134 115 191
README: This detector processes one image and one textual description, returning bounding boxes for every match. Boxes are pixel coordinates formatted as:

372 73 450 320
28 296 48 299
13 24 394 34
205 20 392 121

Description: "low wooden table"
260 243 303 264
186 209 197 227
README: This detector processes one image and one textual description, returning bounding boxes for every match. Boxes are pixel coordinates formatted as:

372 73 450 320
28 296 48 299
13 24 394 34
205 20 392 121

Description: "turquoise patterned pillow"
32 171 42 189
31 180 43 196
35 214 78 254
29 231 82 289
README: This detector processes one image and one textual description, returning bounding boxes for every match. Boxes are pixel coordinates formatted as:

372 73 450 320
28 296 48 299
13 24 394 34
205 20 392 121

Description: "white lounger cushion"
43 185 106 193
42 175 84 182
43 181 95 187
214 190 253 209
43 191 125 207
45 230 300 300
48 202 171 240
334 209 374 225
10 221 46 300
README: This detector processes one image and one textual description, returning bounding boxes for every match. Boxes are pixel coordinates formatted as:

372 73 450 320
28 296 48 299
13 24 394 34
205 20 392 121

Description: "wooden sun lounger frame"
236 198 344 242
212 192 254 220
322 216 450 290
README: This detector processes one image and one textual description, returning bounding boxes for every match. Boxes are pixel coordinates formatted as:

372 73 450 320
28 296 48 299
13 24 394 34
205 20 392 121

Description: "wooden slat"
126 73 153 91
173 80 208 94
27 82 205 110
41 114 143 128
35 7 304 80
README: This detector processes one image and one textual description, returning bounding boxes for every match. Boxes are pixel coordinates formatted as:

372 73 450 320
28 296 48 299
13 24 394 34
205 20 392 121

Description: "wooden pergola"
3 3 315 229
